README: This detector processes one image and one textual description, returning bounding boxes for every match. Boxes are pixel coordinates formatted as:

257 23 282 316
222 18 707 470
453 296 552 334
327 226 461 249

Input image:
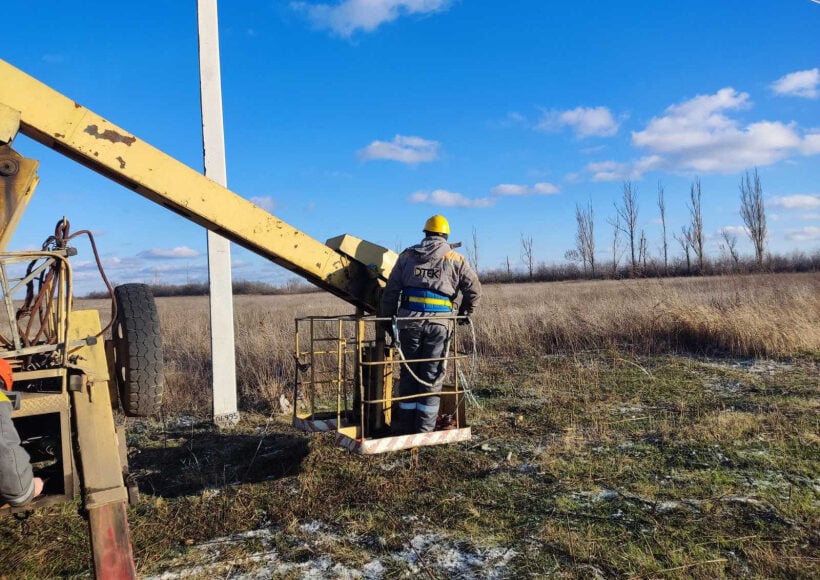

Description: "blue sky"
4 0 819 294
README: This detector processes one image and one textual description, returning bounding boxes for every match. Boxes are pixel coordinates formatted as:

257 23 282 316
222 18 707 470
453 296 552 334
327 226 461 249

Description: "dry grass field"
143 272 819 415
1 272 818 577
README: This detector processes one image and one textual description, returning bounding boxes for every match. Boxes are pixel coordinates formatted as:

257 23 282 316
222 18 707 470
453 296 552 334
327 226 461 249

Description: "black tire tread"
114 284 164 417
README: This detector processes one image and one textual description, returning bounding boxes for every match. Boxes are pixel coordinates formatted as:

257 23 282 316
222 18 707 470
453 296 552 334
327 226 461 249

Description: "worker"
0 359 44 507
380 214 481 434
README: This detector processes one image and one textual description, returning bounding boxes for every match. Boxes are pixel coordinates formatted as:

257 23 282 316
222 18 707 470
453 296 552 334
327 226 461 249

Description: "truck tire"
113 284 164 417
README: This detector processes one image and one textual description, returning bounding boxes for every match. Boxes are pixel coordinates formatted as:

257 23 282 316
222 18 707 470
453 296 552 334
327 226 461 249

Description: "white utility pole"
197 0 239 427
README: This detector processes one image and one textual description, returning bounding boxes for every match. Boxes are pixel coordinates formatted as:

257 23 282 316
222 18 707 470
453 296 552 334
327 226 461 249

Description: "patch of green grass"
1 352 817 577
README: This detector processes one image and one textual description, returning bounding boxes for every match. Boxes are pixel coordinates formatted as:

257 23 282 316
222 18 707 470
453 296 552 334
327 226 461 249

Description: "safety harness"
400 287 453 313
391 316 452 389
389 315 480 411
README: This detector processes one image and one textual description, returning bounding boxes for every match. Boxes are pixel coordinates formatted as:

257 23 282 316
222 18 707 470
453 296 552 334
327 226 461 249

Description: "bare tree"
614 181 639 274
505 256 512 278
688 178 705 273
520 234 534 280
740 168 767 269
657 181 669 275
568 202 595 276
638 229 648 271
610 214 622 277
675 225 693 274
720 229 740 270
465 226 480 272
585 203 596 277
564 248 582 271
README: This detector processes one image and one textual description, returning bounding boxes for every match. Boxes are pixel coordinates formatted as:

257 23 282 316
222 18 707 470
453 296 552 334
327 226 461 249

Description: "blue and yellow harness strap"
401 287 453 313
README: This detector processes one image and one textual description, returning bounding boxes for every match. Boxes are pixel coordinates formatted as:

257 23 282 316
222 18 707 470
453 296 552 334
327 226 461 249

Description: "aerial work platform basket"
291 314 473 453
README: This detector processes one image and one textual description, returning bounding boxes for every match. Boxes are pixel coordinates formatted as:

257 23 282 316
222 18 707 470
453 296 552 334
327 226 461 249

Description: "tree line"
472 169 819 283
84 168 813 298
83 278 320 299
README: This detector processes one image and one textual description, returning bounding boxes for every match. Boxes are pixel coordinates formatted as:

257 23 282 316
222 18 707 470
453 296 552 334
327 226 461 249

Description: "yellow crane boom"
0 58 400 579
0 58 394 313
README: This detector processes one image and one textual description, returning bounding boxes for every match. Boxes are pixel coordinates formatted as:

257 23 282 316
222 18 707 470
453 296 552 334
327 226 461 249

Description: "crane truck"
0 59 472 577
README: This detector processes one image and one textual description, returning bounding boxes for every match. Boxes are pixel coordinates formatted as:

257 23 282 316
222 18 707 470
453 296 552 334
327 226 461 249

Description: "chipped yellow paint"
0 59 394 312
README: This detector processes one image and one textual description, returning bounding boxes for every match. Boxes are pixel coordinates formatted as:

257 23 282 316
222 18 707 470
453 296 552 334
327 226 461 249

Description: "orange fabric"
0 358 12 391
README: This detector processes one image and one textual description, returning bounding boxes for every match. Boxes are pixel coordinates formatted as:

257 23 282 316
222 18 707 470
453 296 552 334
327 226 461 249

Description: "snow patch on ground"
145 524 516 579
398 533 516 579
697 358 799 375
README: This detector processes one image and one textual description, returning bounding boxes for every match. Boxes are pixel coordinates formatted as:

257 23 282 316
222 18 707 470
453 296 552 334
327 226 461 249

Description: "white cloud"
141 262 205 274
771 68 820 99
624 88 820 174
769 194 820 209
493 111 528 129
802 132 820 155
408 189 494 208
358 135 440 164
72 256 126 273
532 182 560 194
800 213 820 220
634 88 751 149
586 160 634 182
564 172 582 183
250 196 277 212
291 0 452 37
719 225 749 237
581 145 606 155
138 246 200 259
583 153 665 182
537 106 620 138
505 112 525 124
491 184 528 196
490 182 560 196
785 226 820 242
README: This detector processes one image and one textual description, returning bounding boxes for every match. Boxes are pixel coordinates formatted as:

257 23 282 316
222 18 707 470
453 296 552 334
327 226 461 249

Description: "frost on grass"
146 523 516 579
145 527 377 580
400 534 516 579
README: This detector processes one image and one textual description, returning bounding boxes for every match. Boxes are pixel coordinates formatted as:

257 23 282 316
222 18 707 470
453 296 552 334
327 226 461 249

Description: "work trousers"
0 402 34 507
393 321 449 433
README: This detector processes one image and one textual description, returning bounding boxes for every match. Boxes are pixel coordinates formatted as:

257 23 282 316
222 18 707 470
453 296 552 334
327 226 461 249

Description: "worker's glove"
378 320 395 344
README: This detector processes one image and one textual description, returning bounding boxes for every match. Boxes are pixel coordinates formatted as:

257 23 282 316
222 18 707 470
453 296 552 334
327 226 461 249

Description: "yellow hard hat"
423 215 450 235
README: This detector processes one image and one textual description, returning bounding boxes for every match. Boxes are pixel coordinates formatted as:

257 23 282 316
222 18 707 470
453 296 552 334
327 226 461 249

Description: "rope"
390 316 451 389
457 318 481 409
390 315 481 409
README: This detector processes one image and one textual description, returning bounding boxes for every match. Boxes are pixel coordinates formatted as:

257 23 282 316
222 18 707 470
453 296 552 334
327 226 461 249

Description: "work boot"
435 413 457 431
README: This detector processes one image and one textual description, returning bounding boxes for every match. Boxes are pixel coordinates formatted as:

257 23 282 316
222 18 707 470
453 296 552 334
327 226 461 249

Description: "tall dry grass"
477 272 820 358
78 272 819 415
154 294 355 414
